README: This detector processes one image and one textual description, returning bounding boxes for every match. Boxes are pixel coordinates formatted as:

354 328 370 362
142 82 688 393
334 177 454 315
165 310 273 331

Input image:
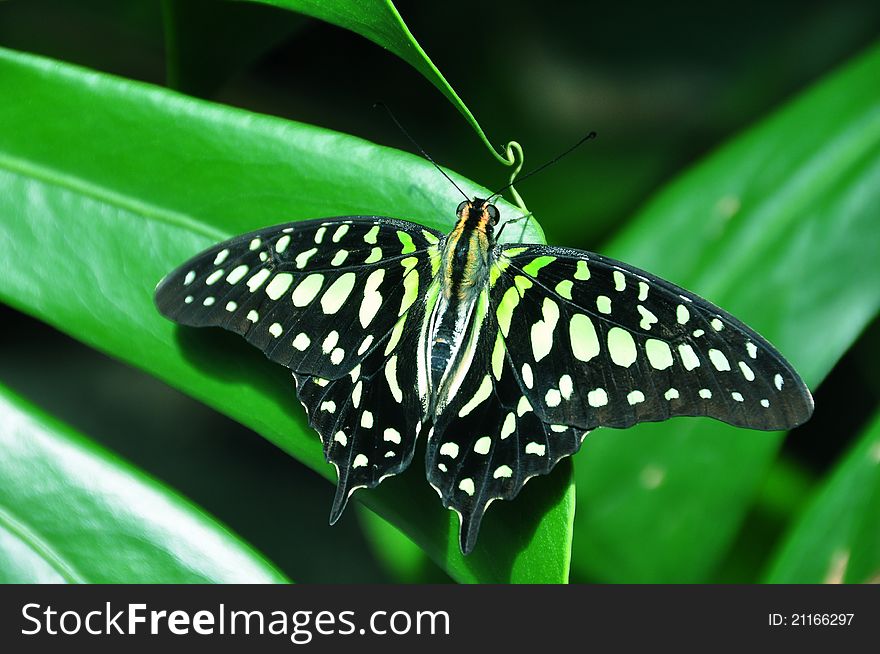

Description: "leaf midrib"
0 152 227 243
0 503 85 584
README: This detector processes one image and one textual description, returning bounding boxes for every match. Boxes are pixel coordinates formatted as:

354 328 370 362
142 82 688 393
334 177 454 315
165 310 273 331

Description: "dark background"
1 0 878 582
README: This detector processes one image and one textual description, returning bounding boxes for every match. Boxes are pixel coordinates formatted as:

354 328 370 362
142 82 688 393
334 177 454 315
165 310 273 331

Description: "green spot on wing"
555 279 574 299
523 255 556 277
514 275 533 295
496 286 521 337
364 225 380 244
397 230 416 254
399 269 420 316
575 260 591 281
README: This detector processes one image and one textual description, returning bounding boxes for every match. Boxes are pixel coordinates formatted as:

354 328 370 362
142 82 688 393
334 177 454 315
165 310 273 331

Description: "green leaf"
240 0 513 165
357 506 435 583
0 384 288 583
363 460 574 584
356 492 575 584
571 43 880 582
764 410 880 583
0 46 567 583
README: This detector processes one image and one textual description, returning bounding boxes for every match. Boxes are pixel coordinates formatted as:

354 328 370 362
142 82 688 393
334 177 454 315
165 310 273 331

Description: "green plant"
1 0 877 583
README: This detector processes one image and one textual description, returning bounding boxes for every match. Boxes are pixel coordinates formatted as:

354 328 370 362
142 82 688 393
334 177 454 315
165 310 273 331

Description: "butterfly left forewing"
155 216 442 380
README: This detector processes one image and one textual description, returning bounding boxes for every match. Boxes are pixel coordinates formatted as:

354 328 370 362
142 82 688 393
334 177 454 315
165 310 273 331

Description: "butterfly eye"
486 204 500 225
456 200 470 216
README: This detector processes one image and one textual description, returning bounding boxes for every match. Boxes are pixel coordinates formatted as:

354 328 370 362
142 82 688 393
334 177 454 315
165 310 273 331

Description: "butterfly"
154 197 814 554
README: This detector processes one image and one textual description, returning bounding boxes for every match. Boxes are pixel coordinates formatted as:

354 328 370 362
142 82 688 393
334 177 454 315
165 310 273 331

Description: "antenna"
488 131 597 202
374 102 470 202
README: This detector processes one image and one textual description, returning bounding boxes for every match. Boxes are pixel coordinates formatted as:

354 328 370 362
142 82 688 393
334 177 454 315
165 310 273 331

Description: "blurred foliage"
766 410 880 583
0 384 287 583
0 0 878 583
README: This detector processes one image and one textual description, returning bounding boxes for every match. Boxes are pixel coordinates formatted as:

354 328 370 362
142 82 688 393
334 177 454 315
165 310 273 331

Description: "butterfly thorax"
419 200 498 417
443 202 495 301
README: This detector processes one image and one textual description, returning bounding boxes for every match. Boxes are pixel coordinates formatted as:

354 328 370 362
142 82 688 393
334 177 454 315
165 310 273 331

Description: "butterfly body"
155 200 813 554
424 199 497 416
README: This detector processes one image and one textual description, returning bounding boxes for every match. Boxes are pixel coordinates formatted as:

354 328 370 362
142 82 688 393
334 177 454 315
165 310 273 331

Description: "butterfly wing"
155 216 442 518
426 243 813 553
425 291 585 553
292 294 430 521
155 217 442 378
496 244 813 431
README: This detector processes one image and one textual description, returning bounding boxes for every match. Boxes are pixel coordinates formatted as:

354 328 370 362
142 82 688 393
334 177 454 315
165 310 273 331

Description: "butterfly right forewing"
495 244 814 432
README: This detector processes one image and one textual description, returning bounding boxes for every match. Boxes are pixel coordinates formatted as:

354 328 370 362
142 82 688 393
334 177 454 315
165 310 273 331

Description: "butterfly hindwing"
494 244 814 432
425 291 585 553
293 291 428 521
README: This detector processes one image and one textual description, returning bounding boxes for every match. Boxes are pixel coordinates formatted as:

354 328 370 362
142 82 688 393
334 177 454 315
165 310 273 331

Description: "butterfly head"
455 198 500 237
